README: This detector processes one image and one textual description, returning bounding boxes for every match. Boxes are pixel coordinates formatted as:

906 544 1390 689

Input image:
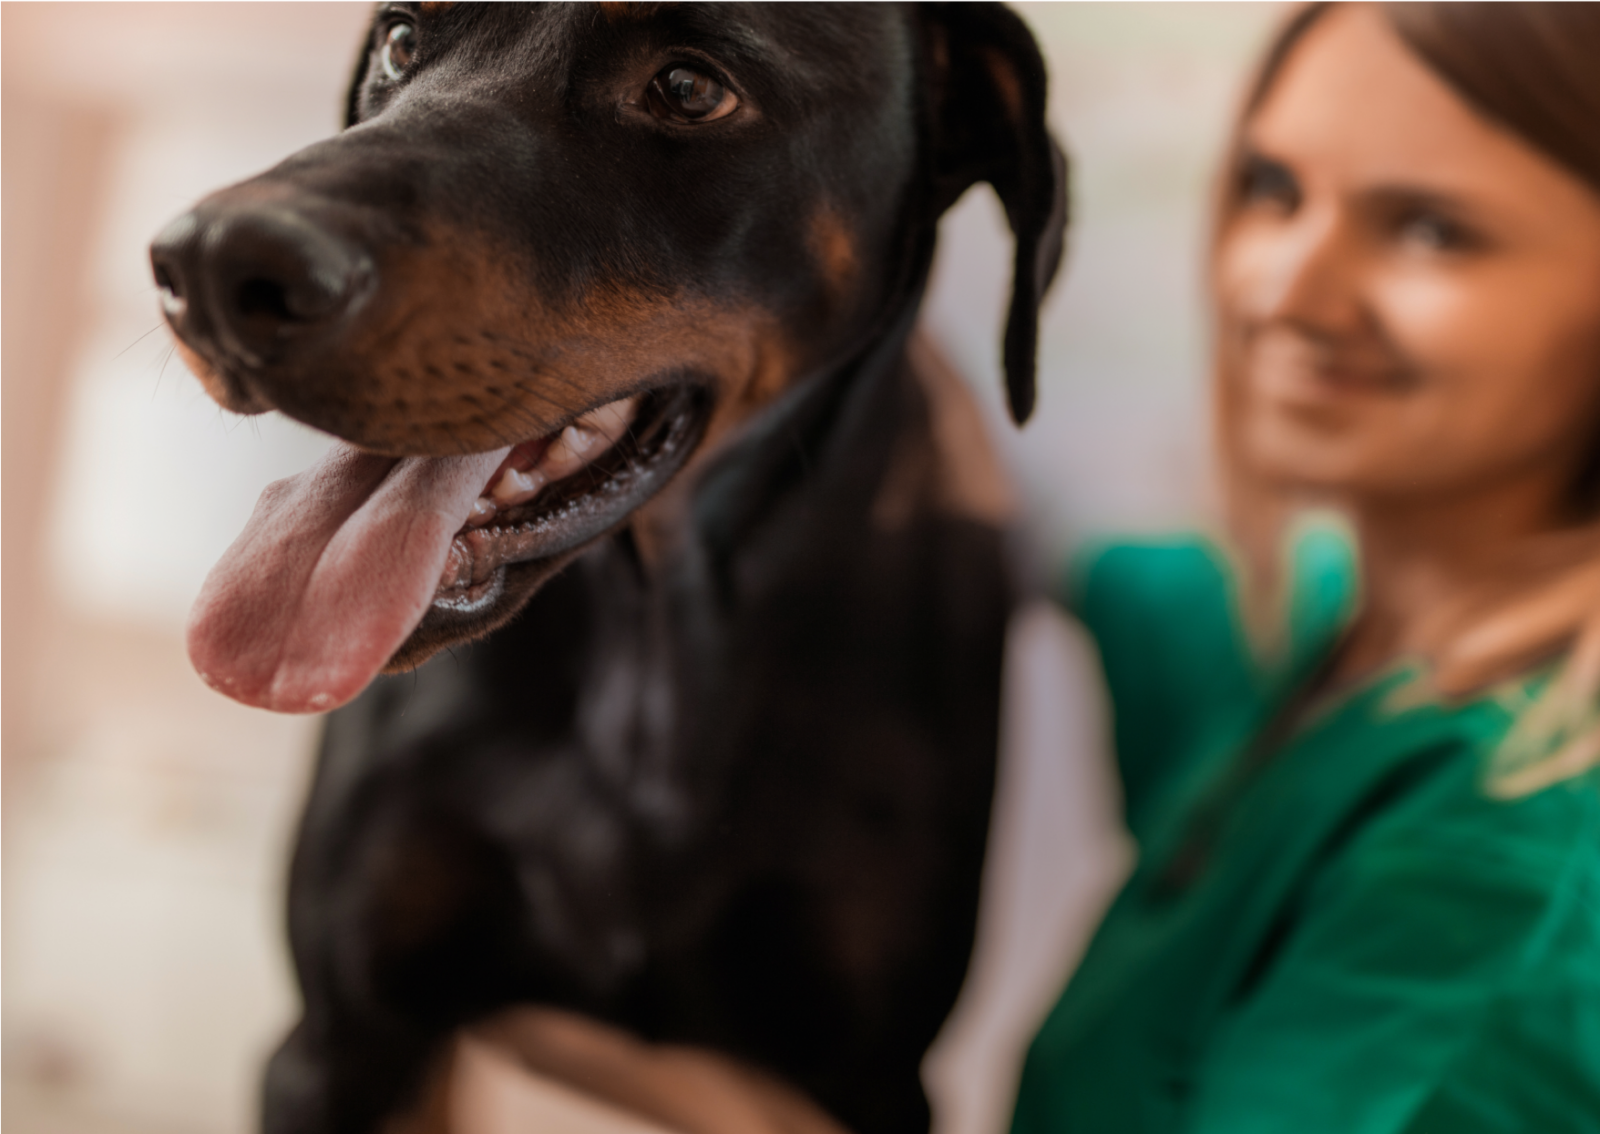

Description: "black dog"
150 5 1065 1132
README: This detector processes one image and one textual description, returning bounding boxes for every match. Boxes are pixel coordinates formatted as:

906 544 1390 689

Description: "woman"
1011 5 1600 1133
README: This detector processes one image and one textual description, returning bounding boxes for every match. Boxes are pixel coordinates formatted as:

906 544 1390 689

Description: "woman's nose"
1248 206 1366 334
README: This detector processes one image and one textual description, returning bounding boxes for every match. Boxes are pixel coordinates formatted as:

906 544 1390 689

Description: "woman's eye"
1397 209 1475 253
381 22 417 82
1239 154 1301 214
647 65 739 123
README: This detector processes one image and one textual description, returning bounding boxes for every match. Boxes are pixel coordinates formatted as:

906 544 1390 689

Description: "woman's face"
1217 4 1600 517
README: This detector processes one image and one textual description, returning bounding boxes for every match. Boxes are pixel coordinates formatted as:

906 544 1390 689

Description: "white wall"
10 3 370 629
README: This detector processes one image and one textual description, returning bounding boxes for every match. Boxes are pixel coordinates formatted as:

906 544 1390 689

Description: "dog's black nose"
151 203 370 366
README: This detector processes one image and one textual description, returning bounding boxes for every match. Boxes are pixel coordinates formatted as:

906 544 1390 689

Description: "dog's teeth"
489 466 547 506
541 425 602 479
569 425 607 457
466 497 498 527
578 398 636 442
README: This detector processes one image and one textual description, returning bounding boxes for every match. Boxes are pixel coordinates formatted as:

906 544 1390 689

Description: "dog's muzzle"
150 193 373 388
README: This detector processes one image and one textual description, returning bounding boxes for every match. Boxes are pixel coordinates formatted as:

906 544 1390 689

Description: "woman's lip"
1246 334 1412 401
1250 361 1412 410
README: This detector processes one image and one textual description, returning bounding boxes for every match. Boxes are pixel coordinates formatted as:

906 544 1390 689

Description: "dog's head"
154 2 1066 712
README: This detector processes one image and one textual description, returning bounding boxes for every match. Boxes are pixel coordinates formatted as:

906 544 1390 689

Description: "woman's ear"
921 2 1069 425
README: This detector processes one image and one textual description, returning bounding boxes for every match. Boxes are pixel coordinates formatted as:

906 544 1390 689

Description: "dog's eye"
381 22 417 81
647 65 738 123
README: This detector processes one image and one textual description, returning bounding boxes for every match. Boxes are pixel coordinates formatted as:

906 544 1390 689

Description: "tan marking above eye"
978 46 1025 126
808 206 860 299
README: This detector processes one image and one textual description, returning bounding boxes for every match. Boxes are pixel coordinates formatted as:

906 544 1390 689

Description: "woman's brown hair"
1212 3 1600 794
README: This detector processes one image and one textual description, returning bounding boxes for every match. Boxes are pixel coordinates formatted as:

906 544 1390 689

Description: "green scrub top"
1010 530 1600 1134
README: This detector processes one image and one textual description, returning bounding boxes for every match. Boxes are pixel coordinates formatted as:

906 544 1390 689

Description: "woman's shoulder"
1308 687 1600 986
1063 534 1245 685
1314 668 1598 874
1064 533 1232 618
1062 521 1354 832
1060 535 1262 825
1358 675 1600 860
1063 518 1357 675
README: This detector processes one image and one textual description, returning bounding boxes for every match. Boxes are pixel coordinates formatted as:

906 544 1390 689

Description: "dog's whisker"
116 322 169 363
507 378 586 423
616 417 649 478
152 342 180 399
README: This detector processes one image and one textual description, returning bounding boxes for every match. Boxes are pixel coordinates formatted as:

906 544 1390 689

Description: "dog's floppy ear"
921 3 1068 425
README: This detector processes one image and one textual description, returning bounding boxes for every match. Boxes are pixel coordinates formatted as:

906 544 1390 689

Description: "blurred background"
2 4 1283 1133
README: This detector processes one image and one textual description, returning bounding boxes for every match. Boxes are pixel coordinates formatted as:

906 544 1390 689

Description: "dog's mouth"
185 381 709 714
418 383 707 623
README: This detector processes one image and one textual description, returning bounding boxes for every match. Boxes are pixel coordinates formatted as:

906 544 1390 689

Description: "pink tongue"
187 443 510 713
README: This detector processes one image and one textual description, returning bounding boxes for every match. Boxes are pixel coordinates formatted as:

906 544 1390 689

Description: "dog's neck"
573 276 937 836
624 262 934 576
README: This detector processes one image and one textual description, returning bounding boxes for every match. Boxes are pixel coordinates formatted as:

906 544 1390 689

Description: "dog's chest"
354 504 1001 988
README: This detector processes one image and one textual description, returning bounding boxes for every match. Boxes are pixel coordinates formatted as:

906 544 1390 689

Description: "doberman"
149 4 1066 1132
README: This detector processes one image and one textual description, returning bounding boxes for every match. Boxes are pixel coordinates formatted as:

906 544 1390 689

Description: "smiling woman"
1215 3 1600 711
1013 5 1600 1133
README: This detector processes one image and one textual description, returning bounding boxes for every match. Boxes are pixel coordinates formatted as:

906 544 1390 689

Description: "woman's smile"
1019 6 1600 1132
1244 325 1416 409
1216 5 1600 506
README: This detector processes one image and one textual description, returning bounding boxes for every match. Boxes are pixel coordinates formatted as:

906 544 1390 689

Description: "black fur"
154 5 1066 1132
277 315 1014 1134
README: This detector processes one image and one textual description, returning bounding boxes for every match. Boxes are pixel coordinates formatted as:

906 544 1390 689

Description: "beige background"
2 5 1283 1133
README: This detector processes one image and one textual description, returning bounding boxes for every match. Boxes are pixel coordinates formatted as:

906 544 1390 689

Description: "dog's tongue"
187 443 509 713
